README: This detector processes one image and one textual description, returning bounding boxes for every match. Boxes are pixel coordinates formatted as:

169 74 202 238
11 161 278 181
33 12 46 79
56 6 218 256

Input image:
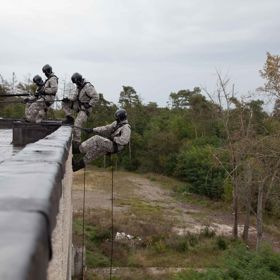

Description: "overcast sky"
0 0 279 106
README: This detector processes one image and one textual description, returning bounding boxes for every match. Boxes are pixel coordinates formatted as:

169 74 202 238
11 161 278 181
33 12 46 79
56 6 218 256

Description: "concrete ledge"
0 126 72 280
0 118 21 129
13 121 63 146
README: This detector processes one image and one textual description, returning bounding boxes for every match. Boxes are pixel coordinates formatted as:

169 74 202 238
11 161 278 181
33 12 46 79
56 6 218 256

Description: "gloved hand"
83 128 93 134
62 97 70 103
83 103 92 109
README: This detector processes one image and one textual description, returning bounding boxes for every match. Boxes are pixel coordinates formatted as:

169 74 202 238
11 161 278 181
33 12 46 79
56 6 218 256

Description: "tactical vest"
111 122 131 153
77 82 94 113
44 75 58 96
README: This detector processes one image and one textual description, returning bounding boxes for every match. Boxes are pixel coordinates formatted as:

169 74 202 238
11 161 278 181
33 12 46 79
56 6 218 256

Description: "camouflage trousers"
73 111 88 143
25 98 47 123
79 135 114 163
63 102 90 143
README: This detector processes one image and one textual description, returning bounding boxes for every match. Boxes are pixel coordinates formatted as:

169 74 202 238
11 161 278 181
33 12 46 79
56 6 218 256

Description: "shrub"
175 146 225 199
173 244 280 280
216 236 227 250
167 236 189 253
200 226 216 238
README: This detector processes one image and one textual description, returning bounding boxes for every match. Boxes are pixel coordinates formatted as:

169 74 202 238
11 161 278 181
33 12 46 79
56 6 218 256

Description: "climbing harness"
77 81 93 114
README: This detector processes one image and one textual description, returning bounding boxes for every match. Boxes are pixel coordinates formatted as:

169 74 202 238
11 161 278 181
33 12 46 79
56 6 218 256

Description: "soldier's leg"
24 97 36 119
25 103 31 120
25 101 41 122
62 101 76 125
35 100 48 123
73 111 88 143
37 106 47 123
62 101 74 116
80 135 114 164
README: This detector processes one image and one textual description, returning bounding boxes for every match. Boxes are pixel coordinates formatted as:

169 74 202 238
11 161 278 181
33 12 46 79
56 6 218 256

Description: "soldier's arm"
44 77 58 95
70 89 78 101
86 84 99 107
93 121 116 137
113 125 131 146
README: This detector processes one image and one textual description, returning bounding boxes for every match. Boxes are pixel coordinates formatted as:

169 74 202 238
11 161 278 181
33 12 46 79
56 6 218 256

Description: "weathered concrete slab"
0 129 21 163
0 212 49 280
0 126 72 280
0 127 72 230
12 120 63 146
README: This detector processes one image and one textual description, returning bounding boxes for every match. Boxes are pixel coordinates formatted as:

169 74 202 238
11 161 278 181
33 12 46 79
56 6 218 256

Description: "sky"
0 0 280 106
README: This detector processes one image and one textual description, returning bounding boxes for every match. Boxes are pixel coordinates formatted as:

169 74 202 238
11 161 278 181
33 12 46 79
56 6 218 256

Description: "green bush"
166 236 189 253
175 146 225 199
174 269 224 280
216 236 227 250
173 244 280 280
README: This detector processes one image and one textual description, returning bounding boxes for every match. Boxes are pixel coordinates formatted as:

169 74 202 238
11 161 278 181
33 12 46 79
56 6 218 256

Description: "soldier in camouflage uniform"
24 75 45 120
25 64 58 123
72 109 131 172
62 72 99 148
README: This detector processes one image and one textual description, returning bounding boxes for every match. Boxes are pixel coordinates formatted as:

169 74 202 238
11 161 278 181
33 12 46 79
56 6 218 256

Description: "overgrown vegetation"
174 245 280 280
73 212 232 271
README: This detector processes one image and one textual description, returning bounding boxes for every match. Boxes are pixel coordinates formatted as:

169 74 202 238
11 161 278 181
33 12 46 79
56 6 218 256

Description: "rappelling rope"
82 165 86 280
128 141 132 161
109 155 115 280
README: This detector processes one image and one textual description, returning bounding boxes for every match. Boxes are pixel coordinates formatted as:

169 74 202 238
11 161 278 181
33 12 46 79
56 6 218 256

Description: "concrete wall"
0 126 73 280
47 148 73 280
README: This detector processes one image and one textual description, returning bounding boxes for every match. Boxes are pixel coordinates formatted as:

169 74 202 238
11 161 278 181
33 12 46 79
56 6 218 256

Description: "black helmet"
42 64 52 76
115 109 127 122
71 72 83 85
32 75 44 87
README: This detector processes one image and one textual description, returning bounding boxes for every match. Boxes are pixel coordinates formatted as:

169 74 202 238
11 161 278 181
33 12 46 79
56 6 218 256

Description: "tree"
259 52 280 97
169 87 201 109
119 86 141 108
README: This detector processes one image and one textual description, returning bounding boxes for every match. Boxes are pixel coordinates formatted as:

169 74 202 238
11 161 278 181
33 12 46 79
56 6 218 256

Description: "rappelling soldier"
62 72 99 150
25 64 58 123
72 108 131 172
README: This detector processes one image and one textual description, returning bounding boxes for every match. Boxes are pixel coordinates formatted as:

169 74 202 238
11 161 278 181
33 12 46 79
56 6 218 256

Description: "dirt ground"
73 167 276 240
72 167 280 279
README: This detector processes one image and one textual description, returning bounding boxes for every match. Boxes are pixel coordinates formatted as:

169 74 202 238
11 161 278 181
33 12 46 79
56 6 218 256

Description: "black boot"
62 115 74 125
72 141 81 154
72 158 85 172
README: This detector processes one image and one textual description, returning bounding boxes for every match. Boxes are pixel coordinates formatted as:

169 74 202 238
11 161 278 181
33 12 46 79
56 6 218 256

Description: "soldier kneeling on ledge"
72 109 131 172
24 75 45 121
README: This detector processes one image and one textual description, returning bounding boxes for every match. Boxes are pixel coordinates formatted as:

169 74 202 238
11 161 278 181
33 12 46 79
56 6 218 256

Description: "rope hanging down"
80 157 116 280
82 166 86 280
110 156 115 280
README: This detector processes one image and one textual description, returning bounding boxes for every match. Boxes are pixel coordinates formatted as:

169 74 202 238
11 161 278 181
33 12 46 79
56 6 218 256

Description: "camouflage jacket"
94 120 131 149
71 81 99 109
43 74 58 102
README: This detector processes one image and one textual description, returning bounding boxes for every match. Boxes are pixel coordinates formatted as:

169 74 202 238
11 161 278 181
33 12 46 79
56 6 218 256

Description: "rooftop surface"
0 129 21 163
